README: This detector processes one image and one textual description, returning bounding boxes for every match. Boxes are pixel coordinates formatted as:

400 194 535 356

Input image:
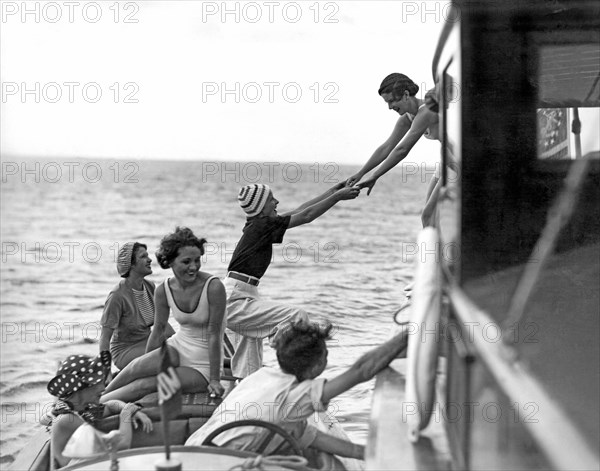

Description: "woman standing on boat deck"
101 227 227 402
225 182 360 378
46 351 153 468
99 242 175 370
346 73 442 227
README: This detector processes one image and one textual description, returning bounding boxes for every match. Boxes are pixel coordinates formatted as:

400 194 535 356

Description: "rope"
229 454 309 471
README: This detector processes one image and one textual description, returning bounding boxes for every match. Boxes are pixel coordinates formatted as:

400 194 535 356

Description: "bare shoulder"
205 275 226 299
416 104 439 123
154 281 167 300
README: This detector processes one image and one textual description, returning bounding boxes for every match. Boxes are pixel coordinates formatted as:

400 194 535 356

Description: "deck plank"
366 359 452 471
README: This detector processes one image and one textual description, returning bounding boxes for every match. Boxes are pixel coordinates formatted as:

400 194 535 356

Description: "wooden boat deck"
366 358 452 470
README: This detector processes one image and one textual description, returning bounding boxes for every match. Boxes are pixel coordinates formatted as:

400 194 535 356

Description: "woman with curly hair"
101 227 227 402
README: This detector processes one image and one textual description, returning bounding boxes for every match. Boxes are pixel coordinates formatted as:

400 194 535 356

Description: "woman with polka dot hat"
46 351 153 468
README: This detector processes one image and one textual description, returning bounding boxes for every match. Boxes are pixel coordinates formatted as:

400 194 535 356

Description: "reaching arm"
282 182 345 217
310 429 365 459
206 278 226 397
146 284 170 353
99 291 122 354
346 114 413 186
99 326 113 353
321 328 409 404
287 186 360 229
358 108 438 195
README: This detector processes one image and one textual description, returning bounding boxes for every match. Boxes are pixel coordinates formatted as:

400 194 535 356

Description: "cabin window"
536 43 600 160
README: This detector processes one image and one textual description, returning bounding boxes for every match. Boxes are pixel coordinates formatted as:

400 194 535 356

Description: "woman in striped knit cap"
99 242 175 370
225 182 360 378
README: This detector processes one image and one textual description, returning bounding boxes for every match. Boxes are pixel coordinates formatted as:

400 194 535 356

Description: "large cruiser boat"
366 1 600 470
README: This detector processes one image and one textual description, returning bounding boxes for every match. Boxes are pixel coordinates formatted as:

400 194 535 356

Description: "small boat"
366 1 599 470
9 392 220 471
11 335 362 471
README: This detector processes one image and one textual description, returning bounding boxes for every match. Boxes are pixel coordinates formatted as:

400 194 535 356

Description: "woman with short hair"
99 241 174 369
101 227 227 402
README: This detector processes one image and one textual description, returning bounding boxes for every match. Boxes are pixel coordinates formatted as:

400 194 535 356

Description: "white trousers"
224 277 308 378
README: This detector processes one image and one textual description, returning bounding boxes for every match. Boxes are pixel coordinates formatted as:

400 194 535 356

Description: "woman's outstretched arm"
346 113 413 186
281 182 345 217
146 283 170 353
206 277 226 397
358 108 437 195
321 328 409 404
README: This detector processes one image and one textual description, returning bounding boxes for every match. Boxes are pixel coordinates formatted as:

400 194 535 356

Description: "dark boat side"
367 1 600 469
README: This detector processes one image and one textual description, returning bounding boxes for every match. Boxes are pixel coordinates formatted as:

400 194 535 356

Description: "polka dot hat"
47 351 111 399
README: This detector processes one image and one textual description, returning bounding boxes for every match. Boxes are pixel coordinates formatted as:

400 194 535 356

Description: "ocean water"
0 158 428 464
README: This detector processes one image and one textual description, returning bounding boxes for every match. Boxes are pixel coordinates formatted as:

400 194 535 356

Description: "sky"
0 0 448 165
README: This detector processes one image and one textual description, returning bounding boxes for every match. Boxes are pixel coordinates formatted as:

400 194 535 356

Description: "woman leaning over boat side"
346 73 442 227
46 351 153 468
99 242 175 370
101 227 227 402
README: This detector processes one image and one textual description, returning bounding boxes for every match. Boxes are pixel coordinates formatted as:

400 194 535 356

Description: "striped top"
132 284 154 326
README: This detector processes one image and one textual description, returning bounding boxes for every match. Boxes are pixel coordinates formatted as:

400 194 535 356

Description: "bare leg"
113 340 148 370
103 346 180 394
100 366 208 403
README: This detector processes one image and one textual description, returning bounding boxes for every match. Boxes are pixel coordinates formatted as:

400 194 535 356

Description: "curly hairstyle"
378 72 419 98
155 227 207 269
274 321 333 381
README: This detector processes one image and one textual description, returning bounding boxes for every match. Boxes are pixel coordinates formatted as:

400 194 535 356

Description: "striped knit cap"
238 184 271 217
117 242 135 277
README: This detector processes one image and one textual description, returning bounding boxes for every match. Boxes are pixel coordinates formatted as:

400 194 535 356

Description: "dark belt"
227 271 260 286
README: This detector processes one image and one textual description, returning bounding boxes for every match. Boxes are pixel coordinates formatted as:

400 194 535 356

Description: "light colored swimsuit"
165 276 224 381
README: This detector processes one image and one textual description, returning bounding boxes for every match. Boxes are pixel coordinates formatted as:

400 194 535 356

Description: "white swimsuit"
406 104 439 141
165 276 224 381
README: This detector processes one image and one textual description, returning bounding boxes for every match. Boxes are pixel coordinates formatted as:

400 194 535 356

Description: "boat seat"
94 392 220 448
